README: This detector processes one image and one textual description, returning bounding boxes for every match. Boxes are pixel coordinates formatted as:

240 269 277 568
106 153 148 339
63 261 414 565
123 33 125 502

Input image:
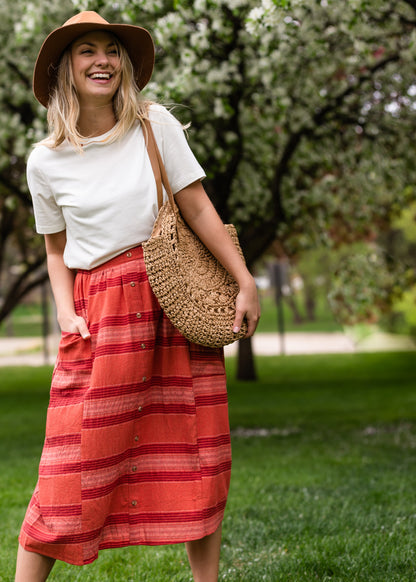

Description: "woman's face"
70 30 121 107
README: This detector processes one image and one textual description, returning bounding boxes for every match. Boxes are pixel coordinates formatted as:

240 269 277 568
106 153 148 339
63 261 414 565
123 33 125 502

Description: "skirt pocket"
38 467 83 534
36 332 89 533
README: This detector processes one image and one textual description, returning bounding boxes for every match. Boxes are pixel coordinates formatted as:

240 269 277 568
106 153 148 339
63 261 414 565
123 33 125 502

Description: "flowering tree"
1 0 416 375
77 0 416 375
77 0 416 310
0 0 72 321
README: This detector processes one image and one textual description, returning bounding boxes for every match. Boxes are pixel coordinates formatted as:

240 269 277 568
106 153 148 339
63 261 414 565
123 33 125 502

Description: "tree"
1 0 416 378
89 0 415 376
0 0 74 320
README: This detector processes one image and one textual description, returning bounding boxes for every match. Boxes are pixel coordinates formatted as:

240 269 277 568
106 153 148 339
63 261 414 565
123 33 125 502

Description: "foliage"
393 201 416 243
391 285 416 335
1 0 416 326
328 248 412 325
380 202 416 334
0 0 75 320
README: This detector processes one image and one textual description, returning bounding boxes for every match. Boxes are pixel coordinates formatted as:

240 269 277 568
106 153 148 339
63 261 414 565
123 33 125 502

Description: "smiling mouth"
89 73 112 80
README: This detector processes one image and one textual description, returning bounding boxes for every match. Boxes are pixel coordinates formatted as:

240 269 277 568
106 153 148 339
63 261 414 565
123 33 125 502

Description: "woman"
15 11 260 582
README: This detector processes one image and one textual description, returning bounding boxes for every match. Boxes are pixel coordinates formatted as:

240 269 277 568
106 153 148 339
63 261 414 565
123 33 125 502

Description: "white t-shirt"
27 104 206 270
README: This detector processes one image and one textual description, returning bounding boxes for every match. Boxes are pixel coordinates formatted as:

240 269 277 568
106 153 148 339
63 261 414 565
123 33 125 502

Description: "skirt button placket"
129 251 150 526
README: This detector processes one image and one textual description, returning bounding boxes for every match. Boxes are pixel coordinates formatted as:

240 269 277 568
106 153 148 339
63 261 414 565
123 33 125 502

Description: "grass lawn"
256 293 343 334
0 304 47 338
0 352 415 581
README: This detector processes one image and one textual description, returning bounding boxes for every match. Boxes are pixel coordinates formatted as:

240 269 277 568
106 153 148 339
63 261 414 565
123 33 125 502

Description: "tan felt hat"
33 11 155 108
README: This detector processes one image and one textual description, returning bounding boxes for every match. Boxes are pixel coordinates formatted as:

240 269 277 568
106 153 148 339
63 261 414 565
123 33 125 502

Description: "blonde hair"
42 35 151 151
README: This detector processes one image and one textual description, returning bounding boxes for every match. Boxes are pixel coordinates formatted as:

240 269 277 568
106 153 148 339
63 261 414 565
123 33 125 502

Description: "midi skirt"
19 246 231 566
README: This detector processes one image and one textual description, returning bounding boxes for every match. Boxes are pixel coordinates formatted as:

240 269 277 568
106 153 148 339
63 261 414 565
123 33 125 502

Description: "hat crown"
63 11 109 28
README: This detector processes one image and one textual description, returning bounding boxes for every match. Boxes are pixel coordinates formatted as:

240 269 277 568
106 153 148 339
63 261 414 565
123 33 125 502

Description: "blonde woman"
15 11 260 582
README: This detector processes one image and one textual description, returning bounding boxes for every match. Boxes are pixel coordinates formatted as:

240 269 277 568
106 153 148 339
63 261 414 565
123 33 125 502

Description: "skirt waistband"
78 245 143 275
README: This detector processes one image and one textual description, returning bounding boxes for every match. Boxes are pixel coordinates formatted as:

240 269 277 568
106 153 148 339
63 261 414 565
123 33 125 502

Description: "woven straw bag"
142 119 248 348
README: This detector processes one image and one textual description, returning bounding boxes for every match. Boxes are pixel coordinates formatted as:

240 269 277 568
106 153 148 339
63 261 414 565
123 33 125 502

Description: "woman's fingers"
76 317 91 340
233 291 261 338
59 315 91 339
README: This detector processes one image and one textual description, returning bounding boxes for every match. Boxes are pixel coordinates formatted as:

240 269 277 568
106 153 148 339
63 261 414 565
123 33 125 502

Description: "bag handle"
143 118 177 213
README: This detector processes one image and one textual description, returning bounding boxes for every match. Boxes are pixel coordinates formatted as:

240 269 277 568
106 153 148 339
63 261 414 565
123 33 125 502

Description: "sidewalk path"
0 331 414 367
0 337 58 367
224 332 356 357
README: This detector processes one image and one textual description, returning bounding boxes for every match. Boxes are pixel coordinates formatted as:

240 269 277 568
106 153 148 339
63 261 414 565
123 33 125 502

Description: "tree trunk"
304 284 317 321
236 337 257 381
284 294 304 324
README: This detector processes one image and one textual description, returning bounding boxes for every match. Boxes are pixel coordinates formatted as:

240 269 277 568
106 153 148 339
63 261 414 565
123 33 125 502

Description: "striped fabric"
19 246 231 566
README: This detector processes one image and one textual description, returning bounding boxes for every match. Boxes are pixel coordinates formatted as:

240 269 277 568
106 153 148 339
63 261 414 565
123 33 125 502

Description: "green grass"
0 304 45 338
256 293 342 334
1 353 415 581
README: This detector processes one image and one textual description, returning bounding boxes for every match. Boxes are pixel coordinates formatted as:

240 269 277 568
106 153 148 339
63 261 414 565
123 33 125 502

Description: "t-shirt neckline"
80 123 120 147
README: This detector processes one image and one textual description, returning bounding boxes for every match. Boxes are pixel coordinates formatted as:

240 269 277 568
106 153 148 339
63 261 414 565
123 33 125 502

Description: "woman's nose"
94 51 109 66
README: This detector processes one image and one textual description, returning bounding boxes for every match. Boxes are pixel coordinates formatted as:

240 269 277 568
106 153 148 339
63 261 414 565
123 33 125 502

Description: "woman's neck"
77 104 117 138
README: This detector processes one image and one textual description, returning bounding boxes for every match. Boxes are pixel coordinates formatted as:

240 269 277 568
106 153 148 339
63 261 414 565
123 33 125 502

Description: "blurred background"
0 0 415 372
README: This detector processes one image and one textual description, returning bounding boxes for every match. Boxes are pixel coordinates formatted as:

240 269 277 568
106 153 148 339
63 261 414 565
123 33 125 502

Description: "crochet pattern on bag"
143 202 248 348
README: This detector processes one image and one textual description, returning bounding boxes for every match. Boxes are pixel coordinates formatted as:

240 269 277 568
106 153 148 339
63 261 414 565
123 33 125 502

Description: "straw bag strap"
143 119 163 210
143 118 177 213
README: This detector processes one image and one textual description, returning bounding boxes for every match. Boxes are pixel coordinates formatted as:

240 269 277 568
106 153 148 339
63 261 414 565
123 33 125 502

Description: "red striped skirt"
19 246 231 566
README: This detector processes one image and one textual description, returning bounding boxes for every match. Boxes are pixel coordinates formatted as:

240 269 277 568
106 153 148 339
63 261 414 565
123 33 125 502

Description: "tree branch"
274 51 401 195
0 258 47 323
402 0 416 13
6 59 31 90
0 174 31 207
239 50 403 266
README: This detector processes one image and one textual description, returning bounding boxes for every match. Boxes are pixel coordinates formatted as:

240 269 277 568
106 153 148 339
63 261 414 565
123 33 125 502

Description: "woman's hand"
175 182 261 338
58 313 91 339
233 278 261 338
44 231 90 341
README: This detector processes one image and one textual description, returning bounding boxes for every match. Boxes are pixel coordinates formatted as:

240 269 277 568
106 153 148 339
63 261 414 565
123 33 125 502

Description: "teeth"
90 73 111 79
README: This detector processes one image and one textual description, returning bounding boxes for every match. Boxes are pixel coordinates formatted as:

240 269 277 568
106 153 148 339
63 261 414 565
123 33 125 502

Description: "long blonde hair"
42 35 151 151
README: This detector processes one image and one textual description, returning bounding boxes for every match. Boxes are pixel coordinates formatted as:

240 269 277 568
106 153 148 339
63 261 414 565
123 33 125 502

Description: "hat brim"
33 22 155 108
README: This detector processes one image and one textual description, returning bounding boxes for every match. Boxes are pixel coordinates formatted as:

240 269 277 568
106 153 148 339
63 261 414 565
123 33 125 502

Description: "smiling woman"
70 32 121 115
14 10 260 582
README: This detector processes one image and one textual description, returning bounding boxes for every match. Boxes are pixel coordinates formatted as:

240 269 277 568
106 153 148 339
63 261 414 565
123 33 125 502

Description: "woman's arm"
44 231 90 339
175 181 260 337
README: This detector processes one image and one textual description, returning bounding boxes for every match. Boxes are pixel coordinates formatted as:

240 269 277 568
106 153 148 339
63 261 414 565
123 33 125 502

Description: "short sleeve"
148 105 206 194
27 148 66 234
